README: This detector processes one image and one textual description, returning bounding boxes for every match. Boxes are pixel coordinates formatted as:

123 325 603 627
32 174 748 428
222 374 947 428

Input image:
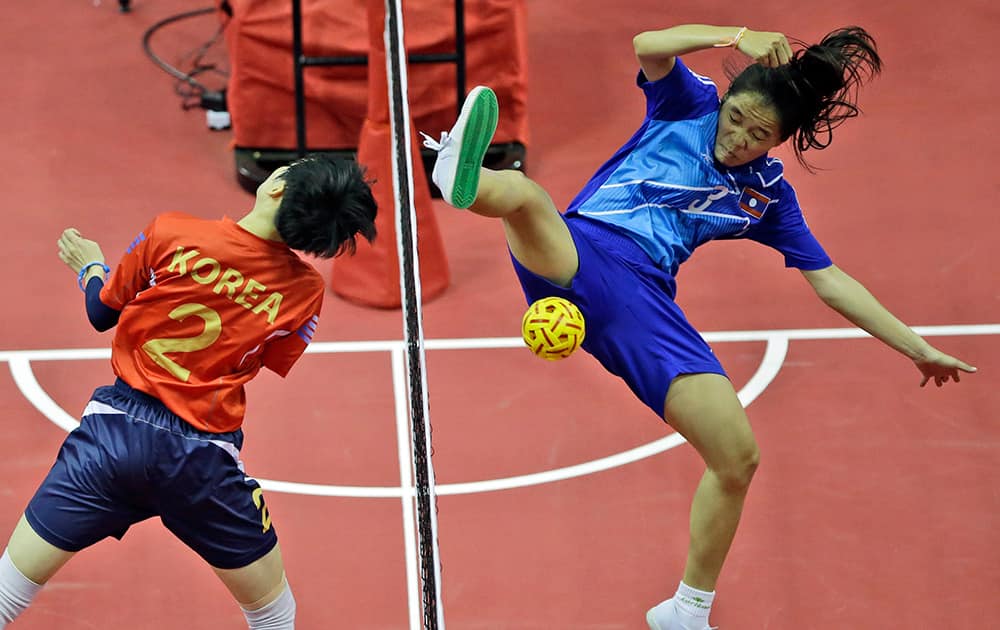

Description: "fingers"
921 369 976 388
759 39 792 68
927 371 964 387
936 359 977 384
57 228 103 259
917 354 977 388
757 50 778 68
58 230 79 253
57 228 89 273
774 40 792 65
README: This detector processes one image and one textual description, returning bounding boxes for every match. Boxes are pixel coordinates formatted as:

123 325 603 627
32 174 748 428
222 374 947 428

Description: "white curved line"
436 334 788 496
435 432 689 496
8 357 412 498
260 336 788 498
9 357 80 432
8 322 995 497
737 334 788 407
10 334 789 498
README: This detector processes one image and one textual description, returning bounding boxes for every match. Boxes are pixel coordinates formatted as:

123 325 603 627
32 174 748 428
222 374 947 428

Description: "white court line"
436 334 788 496
5 324 998 498
9 356 80 433
3 334 781 496
2 323 997 362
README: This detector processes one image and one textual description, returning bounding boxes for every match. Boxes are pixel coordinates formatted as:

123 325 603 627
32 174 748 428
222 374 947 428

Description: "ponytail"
726 26 882 170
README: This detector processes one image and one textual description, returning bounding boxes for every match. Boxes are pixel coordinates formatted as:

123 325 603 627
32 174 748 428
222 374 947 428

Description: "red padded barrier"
223 0 528 151
328 0 449 308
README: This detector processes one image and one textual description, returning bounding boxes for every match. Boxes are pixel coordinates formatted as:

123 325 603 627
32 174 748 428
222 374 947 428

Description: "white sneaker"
646 598 717 630
420 85 498 209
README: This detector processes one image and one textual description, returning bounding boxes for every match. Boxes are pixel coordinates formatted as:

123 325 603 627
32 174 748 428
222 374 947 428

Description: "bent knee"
712 445 760 492
500 170 553 214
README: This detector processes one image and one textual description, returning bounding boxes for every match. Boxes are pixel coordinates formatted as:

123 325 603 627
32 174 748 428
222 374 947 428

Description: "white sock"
241 581 296 630
0 548 43 628
673 581 715 628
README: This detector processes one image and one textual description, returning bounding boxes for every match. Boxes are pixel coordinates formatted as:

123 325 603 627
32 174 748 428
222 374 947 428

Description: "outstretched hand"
737 30 794 68
914 347 977 388
57 228 105 275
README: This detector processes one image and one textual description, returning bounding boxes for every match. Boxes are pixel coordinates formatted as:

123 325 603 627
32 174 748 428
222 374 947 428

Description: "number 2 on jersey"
252 487 272 533
141 303 222 381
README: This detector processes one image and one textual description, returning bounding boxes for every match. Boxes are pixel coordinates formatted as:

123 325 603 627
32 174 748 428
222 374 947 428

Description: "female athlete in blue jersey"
423 24 977 630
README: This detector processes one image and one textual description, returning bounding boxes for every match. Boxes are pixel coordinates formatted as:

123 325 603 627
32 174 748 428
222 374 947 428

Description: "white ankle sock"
673 581 714 628
0 548 43 628
241 581 296 630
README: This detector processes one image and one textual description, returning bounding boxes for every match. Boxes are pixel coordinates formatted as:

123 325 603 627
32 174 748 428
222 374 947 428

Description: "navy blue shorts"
25 379 277 569
511 215 727 418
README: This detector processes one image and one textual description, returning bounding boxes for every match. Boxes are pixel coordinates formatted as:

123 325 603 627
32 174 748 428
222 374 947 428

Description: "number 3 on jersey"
141 303 222 382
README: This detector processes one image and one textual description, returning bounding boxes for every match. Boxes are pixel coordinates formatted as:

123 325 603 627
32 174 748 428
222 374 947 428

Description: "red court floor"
1 0 997 628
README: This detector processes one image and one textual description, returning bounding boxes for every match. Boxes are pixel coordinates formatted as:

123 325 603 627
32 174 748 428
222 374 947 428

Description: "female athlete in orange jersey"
0 155 376 629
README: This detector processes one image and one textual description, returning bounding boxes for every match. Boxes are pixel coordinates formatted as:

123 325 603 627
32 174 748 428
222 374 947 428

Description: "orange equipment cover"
223 0 529 151
328 0 450 308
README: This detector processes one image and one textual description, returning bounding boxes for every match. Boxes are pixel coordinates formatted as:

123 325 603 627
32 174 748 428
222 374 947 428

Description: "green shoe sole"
451 87 499 209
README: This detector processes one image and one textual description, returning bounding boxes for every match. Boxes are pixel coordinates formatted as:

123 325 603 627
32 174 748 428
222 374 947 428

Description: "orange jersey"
99 212 324 433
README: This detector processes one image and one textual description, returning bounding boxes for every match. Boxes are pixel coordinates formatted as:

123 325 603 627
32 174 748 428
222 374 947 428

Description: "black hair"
725 26 882 170
274 154 378 258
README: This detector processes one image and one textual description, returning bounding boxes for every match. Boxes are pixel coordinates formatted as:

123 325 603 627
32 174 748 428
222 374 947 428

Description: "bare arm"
802 264 977 387
632 25 793 82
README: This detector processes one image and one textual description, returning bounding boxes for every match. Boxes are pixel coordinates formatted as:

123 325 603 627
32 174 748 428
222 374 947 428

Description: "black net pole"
383 0 445 627
291 0 307 157
454 0 466 117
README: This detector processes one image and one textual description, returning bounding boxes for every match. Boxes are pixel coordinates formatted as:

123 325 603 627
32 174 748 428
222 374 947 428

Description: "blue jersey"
565 59 832 276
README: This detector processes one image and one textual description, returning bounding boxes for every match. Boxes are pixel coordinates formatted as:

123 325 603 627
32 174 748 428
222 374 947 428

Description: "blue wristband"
77 261 110 292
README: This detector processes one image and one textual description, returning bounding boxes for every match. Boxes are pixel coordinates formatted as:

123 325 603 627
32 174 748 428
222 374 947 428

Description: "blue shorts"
511 215 727 418
25 379 277 569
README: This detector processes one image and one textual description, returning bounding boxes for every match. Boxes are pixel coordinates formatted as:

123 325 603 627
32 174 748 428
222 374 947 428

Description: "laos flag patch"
739 187 771 219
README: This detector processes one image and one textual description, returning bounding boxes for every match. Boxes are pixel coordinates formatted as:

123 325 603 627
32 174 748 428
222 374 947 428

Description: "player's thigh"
5 515 75 584
663 373 759 474
213 542 287 609
157 441 279 576
500 176 578 287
